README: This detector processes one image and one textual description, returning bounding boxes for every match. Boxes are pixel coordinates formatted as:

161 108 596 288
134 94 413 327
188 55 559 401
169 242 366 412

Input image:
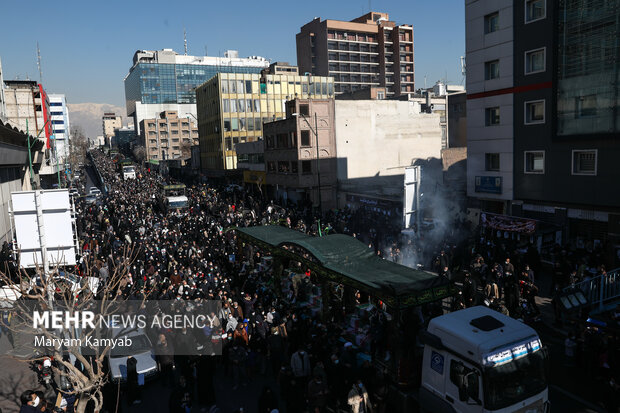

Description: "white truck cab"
418 306 549 413
122 165 136 180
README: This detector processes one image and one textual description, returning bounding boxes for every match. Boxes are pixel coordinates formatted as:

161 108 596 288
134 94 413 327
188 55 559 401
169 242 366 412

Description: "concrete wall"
0 173 23 243
334 100 442 181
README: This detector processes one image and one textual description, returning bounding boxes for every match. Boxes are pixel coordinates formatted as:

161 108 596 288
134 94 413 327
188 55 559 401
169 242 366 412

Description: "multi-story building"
125 49 269 134
236 140 266 190
195 63 334 172
296 12 414 97
112 126 136 149
466 0 620 250
48 94 70 165
263 99 337 210
3 80 60 186
3 80 49 137
102 112 122 146
139 111 198 161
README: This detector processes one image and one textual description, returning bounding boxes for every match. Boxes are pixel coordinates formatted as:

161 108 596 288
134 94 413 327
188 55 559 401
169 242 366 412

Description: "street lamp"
292 110 322 215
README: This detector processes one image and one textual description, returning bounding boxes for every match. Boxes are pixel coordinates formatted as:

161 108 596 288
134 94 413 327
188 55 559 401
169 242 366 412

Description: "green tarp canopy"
235 225 455 309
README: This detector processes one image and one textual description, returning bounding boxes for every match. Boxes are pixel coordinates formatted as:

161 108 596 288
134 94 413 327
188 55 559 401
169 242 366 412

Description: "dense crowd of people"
71 151 413 413
8 148 620 413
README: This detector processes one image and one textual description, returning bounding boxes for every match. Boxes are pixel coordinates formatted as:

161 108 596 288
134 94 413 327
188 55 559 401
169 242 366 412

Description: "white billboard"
10 189 77 269
403 166 421 230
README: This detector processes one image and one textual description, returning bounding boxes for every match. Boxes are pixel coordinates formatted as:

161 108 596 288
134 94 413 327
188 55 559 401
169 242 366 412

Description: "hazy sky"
0 0 465 107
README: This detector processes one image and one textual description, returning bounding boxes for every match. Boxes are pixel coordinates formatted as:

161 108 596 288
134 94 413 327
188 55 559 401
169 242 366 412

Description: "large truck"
392 306 549 413
118 159 136 180
158 183 189 212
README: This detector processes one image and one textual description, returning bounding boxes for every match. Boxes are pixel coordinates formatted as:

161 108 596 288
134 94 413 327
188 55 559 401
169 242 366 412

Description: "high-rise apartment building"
140 111 198 161
195 63 334 171
102 112 122 146
296 12 414 98
466 0 620 248
124 49 269 134
48 94 70 165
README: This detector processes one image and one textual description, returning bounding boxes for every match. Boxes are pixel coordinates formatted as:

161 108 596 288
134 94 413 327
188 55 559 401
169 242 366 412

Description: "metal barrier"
86 151 109 195
567 268 620 313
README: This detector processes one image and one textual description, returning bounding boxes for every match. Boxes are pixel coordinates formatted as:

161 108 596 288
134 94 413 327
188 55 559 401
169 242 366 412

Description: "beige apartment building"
139 111 198 161
102 113 122 144
263 98 337 210
296 11 414 98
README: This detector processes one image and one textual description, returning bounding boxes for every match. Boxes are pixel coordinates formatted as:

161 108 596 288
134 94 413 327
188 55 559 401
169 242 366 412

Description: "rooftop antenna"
36 42 43 85
424 75 427 89
184 28 188 55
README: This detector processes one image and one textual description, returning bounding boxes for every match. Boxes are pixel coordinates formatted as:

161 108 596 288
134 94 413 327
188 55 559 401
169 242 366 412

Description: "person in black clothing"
169 375 192 413
19 390 39 413
125 356 141 405
155 333 175 387
257 386 278 413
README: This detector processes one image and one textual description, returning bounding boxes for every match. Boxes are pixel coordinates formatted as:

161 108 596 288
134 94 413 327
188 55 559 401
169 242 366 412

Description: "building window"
485 60 500 80
291 161 298 173
300 130 311 147
299 104 309 116
377 91 385 100
485 153 500 171
525 48 545 74
267 161 276 172
485 107 500 126
278 161 290 173
572 150 597 175
525 0 545 23
302 160 312 174
576 95 597 118
524 151 545 174
525 100 545 124
484 12 499 34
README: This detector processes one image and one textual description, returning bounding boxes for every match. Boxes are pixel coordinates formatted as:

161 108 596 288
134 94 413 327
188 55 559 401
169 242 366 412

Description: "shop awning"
235 225 454 309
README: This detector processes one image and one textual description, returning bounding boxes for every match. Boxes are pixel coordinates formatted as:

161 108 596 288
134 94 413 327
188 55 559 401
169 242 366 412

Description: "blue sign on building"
475 176 502 194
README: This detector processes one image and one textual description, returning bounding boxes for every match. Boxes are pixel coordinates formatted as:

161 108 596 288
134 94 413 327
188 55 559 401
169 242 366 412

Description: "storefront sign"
346 194 401 211
475 176 502 194
481 212 537 234
243 170 266 185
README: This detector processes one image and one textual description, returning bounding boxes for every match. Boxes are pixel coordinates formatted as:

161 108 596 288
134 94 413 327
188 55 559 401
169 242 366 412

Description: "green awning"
148 159 159 165
235 225 454 309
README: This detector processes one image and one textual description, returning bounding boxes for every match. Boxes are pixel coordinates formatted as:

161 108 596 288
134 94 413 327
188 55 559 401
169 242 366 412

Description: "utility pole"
184 28 188 55
314 110 322 216
36 42 43 85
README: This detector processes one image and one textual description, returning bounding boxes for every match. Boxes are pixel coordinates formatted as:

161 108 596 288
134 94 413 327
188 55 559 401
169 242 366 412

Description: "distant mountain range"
67 103 127 140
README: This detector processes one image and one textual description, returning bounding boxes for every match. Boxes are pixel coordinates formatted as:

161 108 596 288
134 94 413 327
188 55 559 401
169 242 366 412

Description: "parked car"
108 324 158 383
89 187 102 197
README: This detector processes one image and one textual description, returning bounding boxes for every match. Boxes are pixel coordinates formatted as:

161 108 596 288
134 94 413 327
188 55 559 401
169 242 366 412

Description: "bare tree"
132 145 146 163
0 244 144 413
68 126 88 169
